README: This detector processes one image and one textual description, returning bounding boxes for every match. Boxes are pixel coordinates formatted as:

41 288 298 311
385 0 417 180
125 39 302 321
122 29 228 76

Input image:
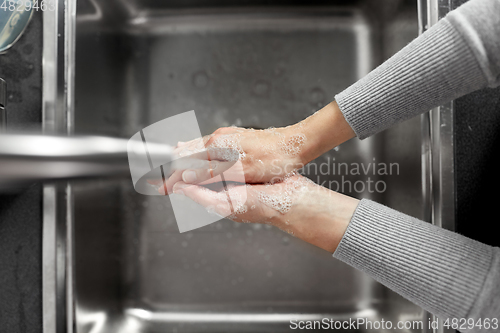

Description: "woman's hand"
170 173 359 253
156 124 309 194
166 101 356 190
202 125 308 183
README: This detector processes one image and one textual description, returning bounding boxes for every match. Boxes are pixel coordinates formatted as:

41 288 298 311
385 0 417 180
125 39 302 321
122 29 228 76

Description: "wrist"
305 191 359 253
294 100 356 165
275 186 359 253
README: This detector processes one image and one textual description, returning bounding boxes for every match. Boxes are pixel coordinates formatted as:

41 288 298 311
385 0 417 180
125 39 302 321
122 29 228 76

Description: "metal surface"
0 78 5 130
43 2 77 333
419 0 455 333
421 0 456 233
0 133 174 186
67 0 425 332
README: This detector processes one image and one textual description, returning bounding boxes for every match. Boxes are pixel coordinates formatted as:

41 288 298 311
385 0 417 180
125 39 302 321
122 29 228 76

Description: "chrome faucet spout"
0 133 173 187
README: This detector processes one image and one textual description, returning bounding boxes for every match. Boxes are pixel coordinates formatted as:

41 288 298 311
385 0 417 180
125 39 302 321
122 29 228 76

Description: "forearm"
294 0 500 164
334 200 500 331
334 0 500 139
290 0 499 156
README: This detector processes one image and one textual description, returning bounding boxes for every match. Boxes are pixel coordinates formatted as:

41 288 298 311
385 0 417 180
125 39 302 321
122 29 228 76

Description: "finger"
174 139 206 157
206 147 240 161
181 160 239 184
158 169 183 195
170 147 241 176
173 147 240 167
176 141 188 147
171 158 213 170
147 178 162 186
174 140 240 163
171 182 232 217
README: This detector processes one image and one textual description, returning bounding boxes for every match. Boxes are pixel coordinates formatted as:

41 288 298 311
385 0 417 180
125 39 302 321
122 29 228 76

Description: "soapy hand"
153 124 309 194
188 125 307 182
171 173 359 253
152 102 359 252
154 101 355 194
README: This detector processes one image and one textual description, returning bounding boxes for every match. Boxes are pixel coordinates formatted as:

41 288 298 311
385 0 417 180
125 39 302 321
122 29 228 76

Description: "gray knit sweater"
333 0 500 331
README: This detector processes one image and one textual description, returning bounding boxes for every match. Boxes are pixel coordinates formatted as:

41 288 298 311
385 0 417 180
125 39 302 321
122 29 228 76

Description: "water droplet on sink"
253 80 270 97
193 71 209 88
232 118 243 127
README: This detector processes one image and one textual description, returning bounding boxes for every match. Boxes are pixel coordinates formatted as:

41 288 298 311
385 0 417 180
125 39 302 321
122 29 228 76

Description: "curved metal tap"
0 133 173 187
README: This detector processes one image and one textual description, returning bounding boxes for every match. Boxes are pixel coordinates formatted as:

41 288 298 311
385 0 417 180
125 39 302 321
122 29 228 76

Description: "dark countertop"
455 87 500 247
451 0 500 248
0 11 43 333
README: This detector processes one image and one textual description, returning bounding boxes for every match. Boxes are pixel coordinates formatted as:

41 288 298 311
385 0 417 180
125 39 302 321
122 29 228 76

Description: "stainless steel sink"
48 0 430 332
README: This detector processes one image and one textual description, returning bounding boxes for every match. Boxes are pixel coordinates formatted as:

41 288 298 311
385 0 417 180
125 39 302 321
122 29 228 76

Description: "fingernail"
173 183 189 194
149 182 161 190
182 170 197 183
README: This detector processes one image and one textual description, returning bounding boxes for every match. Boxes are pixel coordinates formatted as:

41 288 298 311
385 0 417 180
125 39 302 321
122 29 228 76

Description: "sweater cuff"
333 199 493 320
335 18 487 139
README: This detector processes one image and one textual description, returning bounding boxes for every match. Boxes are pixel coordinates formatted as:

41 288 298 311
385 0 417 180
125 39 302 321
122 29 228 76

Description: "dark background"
452 0 500 248
455 88 500 247
0 10 44 333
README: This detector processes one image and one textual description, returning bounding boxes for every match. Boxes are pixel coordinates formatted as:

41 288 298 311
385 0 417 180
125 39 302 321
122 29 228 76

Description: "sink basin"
72 0 424 332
